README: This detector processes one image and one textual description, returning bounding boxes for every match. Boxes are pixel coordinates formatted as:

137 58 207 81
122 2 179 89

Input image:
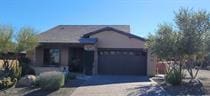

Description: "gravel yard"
1 70 209 96
0 79 84 96
197 69 210 94
130 69 210 96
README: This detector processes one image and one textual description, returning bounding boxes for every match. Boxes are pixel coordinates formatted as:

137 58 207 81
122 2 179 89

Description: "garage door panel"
98 49 147 75
99 55 123 75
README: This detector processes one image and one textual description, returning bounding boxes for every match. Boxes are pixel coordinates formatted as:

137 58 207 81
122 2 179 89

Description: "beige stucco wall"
60 47 69 66
29 30 156 76
35 47 44 66
90 31 145 48
90 30 156 76
147 50 157 76
34 45 69 66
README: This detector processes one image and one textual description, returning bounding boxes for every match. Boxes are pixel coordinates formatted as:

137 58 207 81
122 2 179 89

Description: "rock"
189 79 202 87
16 75 36 87
207 66 210 70
134 85 168 96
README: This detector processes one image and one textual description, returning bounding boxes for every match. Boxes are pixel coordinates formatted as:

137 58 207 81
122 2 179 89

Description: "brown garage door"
98 49 147 75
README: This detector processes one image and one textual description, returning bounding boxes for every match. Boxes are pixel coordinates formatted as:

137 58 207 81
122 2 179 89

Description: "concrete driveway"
71 75 154 96
197 70 210 94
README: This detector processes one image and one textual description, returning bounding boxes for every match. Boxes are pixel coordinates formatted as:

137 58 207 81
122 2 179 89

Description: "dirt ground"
197 69 210 94
0 79 84 96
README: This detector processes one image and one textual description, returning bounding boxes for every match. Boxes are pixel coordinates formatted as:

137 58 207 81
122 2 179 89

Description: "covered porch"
33 41 97 75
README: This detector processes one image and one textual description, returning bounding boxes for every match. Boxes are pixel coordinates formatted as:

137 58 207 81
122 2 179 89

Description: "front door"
83 51 94 75
68 48 84 73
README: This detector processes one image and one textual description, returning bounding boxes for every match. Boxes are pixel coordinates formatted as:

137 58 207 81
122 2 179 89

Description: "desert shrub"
0 60 20 89
165 68 184 85
0 77 17 89
0 60 22 80
10 64 22 80
37 71 65 90
19 57 36 76
65 73 76 82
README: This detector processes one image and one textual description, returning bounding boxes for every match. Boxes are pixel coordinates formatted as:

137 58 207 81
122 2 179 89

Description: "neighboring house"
29 25 156 76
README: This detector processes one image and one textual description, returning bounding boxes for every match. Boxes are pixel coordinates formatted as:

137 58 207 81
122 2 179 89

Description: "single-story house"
29 25 156 76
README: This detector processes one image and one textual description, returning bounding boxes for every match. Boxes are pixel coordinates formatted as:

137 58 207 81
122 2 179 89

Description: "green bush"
165 68 184 85
65 73 76 82
37 71 65 90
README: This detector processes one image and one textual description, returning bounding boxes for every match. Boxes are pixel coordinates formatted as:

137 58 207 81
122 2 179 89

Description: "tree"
146 24 184 85
0 25 14 53
147 8 210 82
0 25 38 79
175 8 210 80
16 27 38 53
146 24 180 61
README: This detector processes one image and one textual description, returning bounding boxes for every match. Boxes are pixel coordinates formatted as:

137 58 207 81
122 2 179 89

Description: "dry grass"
0 60 19 69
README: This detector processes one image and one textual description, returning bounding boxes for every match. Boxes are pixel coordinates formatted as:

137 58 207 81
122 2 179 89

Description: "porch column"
92 45 98 75
147 49 157 76
33 48 36 65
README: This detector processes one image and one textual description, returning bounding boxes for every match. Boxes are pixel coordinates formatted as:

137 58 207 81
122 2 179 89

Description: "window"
129 51 134 55
110 51 115 55
44 48 60 65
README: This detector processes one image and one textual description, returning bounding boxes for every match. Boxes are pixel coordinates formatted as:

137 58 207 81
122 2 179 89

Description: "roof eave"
83 27 146 42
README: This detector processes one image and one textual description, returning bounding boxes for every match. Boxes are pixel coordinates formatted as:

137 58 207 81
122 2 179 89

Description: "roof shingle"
38 25 130 43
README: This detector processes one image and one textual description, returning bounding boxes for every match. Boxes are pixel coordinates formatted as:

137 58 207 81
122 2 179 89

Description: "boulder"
16 75 36 87
207 66 210 70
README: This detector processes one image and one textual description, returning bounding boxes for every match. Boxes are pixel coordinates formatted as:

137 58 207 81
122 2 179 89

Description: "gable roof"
38 25 130 43
83 27 146 41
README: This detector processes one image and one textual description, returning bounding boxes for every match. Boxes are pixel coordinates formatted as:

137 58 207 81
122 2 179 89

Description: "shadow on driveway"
80 75 150 86
23 88 55 96
23 76 150 96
